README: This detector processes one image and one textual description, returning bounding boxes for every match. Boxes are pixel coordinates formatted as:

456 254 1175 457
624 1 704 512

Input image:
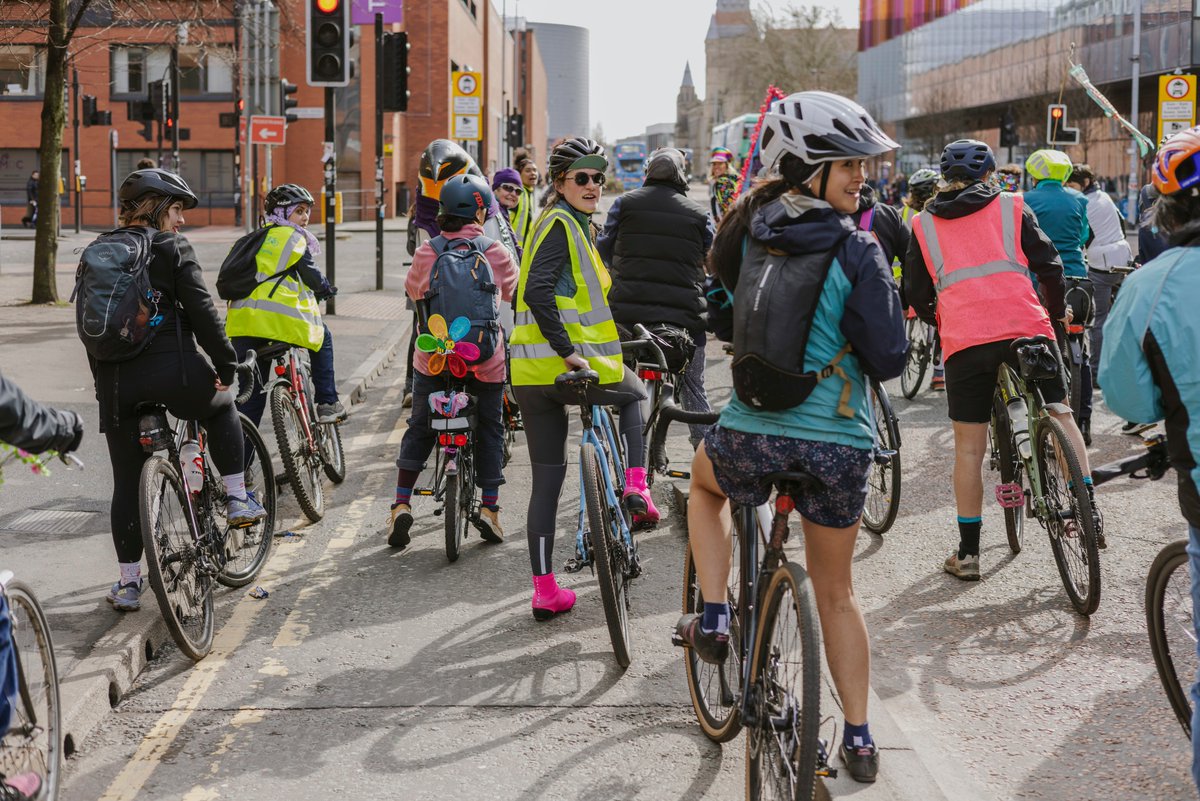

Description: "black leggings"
95 351 244 563
512 366 646 575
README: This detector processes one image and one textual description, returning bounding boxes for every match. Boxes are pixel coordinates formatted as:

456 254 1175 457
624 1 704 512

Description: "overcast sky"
506 0 861 141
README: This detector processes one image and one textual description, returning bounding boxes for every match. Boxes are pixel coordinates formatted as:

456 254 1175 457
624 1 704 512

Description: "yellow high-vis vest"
510 208 623 386
513 187 533 249
225 225 325 351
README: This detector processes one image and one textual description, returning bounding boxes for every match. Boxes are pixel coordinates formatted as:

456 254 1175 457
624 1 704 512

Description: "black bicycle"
413 384 486 563
1059 277 1094 425
863 378 902 534
639 324 716 486
900 313 939 399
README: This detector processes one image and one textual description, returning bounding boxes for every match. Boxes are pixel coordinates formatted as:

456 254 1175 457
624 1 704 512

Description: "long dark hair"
1154 189 1200 242
707 176 790 291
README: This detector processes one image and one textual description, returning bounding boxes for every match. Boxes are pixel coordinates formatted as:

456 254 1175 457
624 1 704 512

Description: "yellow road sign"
451 70 482 142
1158 74 1197 143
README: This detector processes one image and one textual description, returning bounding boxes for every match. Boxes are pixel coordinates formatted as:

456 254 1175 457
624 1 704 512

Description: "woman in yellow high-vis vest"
510 137 654 621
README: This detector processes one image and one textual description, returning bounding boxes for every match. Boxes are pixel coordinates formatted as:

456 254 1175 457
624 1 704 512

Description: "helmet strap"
818 163 832 201
151 196 174 227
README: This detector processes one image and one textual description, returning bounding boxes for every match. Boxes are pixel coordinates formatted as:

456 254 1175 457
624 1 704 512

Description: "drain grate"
1 509 98 535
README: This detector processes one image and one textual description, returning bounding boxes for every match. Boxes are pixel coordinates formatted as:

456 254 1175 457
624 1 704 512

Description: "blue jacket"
719 199 907 450
1099 240 1200 527
1024 180 1090 278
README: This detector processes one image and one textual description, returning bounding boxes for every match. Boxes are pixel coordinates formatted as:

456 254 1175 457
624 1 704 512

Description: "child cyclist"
673 92 907 783
388 174 519 549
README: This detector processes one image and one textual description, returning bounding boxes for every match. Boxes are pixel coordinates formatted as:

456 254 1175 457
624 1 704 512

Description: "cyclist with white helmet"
674 91 906 783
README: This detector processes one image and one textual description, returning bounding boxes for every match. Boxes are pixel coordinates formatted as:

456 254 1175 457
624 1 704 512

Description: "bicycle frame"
995 364 1055 520
569 401 635 571
415 385 477 508
167 419 228 582
263 348 319 453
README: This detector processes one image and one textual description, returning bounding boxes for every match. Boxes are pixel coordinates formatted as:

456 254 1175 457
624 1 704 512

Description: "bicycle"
1059 277 1094 425
412 384 485 563
862 378 902 534
257 341 347 523
677 472 833 800
900 312 939 399
137 355 276 661
0 571 61 801
637 324 717 486
989 335 1101 615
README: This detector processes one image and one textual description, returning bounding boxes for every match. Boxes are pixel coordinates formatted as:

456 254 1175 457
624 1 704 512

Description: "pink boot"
531 573 576 621
623 467 660 527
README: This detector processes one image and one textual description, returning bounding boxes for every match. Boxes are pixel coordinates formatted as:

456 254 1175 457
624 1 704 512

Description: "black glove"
64 412 84 454
316 285 338 301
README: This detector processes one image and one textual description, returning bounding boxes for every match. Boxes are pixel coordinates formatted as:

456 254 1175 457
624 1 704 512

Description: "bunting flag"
734 85 789 200
1068 63 1156 157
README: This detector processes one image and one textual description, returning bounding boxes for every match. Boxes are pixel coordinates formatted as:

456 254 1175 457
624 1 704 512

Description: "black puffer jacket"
596 181 713 337
0 371 83 454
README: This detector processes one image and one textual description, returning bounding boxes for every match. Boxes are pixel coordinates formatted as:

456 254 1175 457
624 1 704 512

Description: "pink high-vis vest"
912 192 1055 359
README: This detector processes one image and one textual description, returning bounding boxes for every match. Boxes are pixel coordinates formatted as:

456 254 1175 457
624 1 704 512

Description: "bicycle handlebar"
1090 435 1170 486
234 350 259 406
624 324 669 372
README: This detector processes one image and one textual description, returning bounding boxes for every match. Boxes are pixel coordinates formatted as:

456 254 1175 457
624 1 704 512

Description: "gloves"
64 413 84 454
316 283 338 301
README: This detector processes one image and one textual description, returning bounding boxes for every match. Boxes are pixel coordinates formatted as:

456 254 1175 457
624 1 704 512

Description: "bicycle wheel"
1036 416 1101 615
319 420 347 484
746 562 822 801
582 441 632 668
682 505 747 742
1 582 62 801
271 384 324 522
1146 539 1194 738
900 317 929 400
215 413 277 588
991 393 1025 554
139 456 215 660
862 382 902 534
444 450 474 563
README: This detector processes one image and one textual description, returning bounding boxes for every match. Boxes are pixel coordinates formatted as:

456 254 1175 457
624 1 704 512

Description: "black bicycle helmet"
264 183 315 213
940 140 995 182
1070 163 1095 185
419 139 483 199
548 137 608 181
118 168 199 209
439 174 494 219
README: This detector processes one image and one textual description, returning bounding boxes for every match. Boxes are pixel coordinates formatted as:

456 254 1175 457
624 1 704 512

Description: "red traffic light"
1051 107 1063 119
316 0 338 12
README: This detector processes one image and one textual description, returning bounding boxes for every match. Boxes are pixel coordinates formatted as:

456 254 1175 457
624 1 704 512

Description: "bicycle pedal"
414 488 434 497
666 470 691 479
994 482 1025 508
816 766 838 779
562 556 588 574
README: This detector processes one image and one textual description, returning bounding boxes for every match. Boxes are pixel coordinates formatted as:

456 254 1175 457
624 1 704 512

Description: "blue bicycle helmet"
940 139 996 181
438 174 494 219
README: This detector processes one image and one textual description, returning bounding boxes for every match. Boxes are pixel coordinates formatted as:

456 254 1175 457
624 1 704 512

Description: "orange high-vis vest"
912 192 1055 360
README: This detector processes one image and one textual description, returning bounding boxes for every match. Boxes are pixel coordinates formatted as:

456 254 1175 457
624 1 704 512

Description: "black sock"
957 516 981 559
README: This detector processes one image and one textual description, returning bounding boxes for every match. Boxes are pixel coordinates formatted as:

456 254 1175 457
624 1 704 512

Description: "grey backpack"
424 235 500 364
70 227 165 363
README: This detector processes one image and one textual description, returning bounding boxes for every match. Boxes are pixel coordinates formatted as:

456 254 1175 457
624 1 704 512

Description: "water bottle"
180 440 204 494
1006 397 1032 461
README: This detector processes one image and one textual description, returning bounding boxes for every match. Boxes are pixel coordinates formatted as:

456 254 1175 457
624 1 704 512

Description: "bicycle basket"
136 408 172 453
1016 342 1059 381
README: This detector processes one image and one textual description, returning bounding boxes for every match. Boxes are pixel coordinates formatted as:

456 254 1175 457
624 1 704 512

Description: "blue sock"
844 720 874 751
700 602 730 635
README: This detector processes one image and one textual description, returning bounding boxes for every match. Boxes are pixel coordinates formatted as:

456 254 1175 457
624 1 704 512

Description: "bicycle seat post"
769 491 794 550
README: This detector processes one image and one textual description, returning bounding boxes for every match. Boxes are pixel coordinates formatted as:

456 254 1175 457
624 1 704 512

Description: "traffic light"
506 114 524 146
381 32 410 112
138 120 154 142
148 79 169 123
306 0 352 87
999 109 1018 148
1047 103 1080 145
82 95 97 127
280 79 300 122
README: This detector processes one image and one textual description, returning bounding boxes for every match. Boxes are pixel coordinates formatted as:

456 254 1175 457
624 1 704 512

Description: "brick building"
0 0 548 229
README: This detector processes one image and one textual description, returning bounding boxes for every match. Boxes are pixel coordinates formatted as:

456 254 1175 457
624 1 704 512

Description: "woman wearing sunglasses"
491 168 525 262
509 137 656 621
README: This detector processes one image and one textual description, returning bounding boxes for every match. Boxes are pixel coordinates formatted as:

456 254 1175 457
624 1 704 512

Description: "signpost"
1157 74 1197 143
351 0 402 24
249 115 287 146
452 71 483 142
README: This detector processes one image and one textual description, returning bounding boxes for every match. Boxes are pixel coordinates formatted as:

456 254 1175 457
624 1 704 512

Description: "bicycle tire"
863 382 902 534
319 421 347 484
582 442 632 668
1 581 62 801
681 505 747 743
444 451 474 563
139 456 215 660
991 393 1025 554
1037 416 1101 615
216 413 277 588
1068 343 1083 426
745 561 821 801
271 384 324 522
1146 539 1193 738
900 317 929 400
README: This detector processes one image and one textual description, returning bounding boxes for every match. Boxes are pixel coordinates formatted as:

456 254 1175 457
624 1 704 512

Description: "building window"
458 0 478 18
111 45 234 99
111 46 148 95
116 150 237 205
0 45 45 97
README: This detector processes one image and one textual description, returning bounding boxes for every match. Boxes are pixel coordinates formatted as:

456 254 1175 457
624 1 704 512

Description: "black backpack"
731 235 855 413
216 225 286 301
424 235 501 364
70 227 165 363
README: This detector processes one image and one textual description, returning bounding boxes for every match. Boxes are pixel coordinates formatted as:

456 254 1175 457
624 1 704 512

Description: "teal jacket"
1099 242 1200 527
1024 181 1090 278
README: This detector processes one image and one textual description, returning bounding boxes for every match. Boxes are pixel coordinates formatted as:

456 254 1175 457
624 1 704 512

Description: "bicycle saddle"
253 341 292 360
1010 335 1053 350
555 368 599 388
760 470 824 494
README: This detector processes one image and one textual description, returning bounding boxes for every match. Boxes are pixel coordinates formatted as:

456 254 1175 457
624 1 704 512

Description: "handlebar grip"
660 406 721 425
234 350 258 406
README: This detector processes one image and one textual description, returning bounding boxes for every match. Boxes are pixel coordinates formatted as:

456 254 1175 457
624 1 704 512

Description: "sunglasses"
498 183 521 193
571 172 606 187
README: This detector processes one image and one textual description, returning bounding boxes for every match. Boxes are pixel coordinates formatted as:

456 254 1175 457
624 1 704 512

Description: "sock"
119 562 141 586
844 720 874 751
395 468 420 506
481 488 499 511
957 515 982 559
1082 475 1093 486
222 473 246 501
700 602 730 635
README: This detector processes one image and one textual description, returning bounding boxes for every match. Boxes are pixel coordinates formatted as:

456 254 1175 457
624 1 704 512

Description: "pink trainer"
623 467 660 527
531 573 576 621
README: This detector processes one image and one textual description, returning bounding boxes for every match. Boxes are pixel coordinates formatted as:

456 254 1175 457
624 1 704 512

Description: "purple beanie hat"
492 168 522 190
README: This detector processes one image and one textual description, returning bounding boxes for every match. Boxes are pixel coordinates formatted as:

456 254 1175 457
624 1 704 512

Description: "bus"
710 113 758 167
613 141 648 190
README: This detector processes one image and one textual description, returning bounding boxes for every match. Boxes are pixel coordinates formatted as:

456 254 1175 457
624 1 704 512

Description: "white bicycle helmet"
759 91 898 174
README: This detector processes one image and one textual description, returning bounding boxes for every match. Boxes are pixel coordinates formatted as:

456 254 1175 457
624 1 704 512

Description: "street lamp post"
1126 0 1142 222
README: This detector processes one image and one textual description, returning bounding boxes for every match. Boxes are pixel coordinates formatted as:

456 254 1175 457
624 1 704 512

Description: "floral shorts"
704 425 872 529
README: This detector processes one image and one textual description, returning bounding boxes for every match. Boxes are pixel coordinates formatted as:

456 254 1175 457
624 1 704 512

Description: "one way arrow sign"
249 115 287 146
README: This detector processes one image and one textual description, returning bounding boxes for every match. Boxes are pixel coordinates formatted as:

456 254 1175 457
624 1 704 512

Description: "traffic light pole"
375 12 384 291
72 66 81 234
324 86 337 316
1126 0 1143 224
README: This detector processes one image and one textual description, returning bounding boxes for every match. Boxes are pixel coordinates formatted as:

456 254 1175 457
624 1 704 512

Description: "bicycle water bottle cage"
135 405 172 453
995 482 1026 508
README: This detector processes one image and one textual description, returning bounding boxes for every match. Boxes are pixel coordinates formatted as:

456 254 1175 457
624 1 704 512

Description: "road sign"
1157 74 1197 144
238 115 247 144
292 106 325 119
451 70 482 142
352 0 402 24
249 115 287 146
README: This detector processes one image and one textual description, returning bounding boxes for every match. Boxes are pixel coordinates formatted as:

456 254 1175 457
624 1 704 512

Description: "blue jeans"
233 324 338 429
1 593 16 734
396 371 505 489
1188 524 1200 795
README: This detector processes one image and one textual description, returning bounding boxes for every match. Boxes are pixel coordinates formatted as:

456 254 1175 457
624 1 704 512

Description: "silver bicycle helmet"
759 92 898 174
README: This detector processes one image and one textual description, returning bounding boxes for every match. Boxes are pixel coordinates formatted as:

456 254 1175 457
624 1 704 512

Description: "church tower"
675 62 704 153
702 0 755 153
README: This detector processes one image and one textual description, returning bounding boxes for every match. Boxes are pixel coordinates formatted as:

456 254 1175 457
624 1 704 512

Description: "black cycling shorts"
944 339 1067 423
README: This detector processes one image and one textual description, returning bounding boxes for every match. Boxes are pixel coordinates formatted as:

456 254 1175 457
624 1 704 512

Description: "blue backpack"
424 235 500 364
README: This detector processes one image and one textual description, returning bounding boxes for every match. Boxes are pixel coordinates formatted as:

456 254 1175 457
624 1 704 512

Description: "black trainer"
672 614 729 665
840 743 879 783
388 503 413 549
